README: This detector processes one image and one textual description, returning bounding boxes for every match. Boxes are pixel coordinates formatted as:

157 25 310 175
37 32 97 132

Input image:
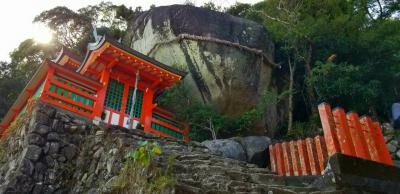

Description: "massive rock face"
125 5 285 135
0 103 345 194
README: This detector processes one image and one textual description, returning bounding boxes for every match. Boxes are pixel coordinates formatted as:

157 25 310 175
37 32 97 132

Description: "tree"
9 39 57 82
201 2 222 11
225 3 252 17
234 0 400 135
33 6 91 50
0 38 58 118
34 2 134 53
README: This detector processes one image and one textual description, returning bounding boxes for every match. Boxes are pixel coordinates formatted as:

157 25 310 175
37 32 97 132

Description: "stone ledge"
315 153 400 193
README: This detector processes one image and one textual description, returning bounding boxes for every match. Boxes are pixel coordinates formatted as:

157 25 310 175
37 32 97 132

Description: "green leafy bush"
158 77 288 141
112 141 176 194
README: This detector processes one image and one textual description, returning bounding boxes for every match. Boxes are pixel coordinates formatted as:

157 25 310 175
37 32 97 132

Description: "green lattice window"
152 114 181 128
49 84 94 107
151 122 183 140
125 87 144 117
104 79 124 111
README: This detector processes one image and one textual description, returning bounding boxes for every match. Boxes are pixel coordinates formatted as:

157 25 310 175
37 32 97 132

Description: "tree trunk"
287 57 296 134
304 44 317 116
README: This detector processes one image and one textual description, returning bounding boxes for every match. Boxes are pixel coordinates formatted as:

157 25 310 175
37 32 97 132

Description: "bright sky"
0 0 259 62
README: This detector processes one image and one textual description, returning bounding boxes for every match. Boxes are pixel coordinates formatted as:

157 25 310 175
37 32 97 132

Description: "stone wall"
0 103 345 193
382 123 400 166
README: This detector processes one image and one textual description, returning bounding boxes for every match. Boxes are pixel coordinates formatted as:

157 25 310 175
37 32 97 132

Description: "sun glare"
32 25 53 44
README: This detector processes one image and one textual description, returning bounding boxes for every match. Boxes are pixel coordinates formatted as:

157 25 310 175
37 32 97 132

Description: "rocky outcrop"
0 103 345 193
382 123 400 166
125 5 286 136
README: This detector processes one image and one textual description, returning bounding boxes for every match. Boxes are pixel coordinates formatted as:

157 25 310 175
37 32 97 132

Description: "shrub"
112 141 176 194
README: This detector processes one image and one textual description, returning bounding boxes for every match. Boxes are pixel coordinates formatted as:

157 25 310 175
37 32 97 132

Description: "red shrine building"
0 36 189 141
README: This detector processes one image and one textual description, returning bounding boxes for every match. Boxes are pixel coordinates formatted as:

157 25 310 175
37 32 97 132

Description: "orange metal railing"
269 103 393 176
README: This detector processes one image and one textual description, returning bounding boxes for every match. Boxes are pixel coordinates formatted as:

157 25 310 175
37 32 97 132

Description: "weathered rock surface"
382 123 400 167
0 103 344 193
125 5 286 136
201 139 247 161
202 136 271 167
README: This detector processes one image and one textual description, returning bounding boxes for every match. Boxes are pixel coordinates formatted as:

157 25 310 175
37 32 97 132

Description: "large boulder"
233 136 272 167
201 139 246 161
125 5 286 136
201 136 271 167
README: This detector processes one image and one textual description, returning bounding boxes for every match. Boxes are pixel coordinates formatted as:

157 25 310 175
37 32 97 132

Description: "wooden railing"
41 76 98 118
269 136 328 176
150 107 188 141
269 103 393 176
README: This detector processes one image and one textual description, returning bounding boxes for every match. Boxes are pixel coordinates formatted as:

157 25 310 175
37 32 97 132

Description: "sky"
0 0 259 62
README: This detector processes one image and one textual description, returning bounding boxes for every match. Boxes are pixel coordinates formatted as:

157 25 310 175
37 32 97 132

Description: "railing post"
289 141 301 176
306 138 320 175
347 112 371 160
275 143 285 176
360 117 380 162
269 144 277 173
373 122 393 165
314 136 328 174
297 140 311 175
318 103 341 156
332 108 356 156
282 142 293 176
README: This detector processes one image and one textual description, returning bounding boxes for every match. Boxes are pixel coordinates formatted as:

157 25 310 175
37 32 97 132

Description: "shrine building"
0 35 189 141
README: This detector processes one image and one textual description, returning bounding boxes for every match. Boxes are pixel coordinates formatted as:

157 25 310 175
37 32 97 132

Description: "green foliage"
33 2 142 52
33 6 91 50
307 61 391 115
113 141 176 194
0 38 56 118
224 3 252 18
158 75 287 141
115 5 143 21
278 115 322 140
128 140 162 167
226 0 400 133
201 1 222 11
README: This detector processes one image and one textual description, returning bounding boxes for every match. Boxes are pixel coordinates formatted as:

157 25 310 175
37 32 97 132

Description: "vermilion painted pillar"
314 136 328 174
141 87 155 132
269 145 277 173
40 66 55 102
297 140 311 175
282 142 293 176
289 141 301 176
318 103 341 157
347 112 370 160
275 143 285 176
332 108 356 156
306 138 320 175
94 70 110 117
373 122 393 165
360 117 380 162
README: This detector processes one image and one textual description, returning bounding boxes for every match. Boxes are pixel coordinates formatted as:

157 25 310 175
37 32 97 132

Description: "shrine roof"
77 35 187 78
